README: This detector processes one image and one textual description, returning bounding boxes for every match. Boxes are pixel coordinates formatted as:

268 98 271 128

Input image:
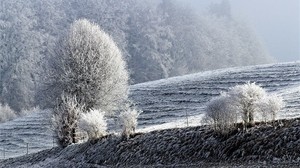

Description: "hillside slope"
0 62 300 159
132 62 300 131
1 118 300 167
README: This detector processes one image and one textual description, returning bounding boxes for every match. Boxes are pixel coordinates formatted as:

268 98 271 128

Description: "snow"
0 62 300 159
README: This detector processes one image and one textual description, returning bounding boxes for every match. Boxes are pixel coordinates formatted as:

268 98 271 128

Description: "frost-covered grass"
1 117 300 167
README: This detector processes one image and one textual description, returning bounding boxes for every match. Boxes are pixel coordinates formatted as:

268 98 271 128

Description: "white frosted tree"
204 93 236 133
258 94 284 122
228 82 267 125
46 19 129 113
49 19 129 147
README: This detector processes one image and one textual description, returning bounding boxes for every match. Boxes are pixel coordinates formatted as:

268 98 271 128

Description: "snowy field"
0 62 300 159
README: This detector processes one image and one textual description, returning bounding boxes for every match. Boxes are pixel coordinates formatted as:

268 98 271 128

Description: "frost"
78 109 107 140
119 106 140 138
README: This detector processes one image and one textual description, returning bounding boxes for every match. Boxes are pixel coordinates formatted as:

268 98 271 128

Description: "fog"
186 0 300 62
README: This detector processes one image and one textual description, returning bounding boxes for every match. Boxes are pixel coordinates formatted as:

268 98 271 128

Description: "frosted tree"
258 94 284 122
127 1 174 83
228 82 267 125
45 19 129 113
48 19 129 147
52 93 83 147
204 93 236 133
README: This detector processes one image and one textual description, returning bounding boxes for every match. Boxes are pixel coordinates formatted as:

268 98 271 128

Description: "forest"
0 0 272 112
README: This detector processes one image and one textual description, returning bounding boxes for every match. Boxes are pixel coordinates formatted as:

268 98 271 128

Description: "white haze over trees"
0 0 272 112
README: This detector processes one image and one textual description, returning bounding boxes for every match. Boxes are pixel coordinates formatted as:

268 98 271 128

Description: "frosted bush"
205 82 285 133
119 107 140 138
78 109 107 140
258 94 284 122
0 103 17 123
204 93 237 133
52 93 83 147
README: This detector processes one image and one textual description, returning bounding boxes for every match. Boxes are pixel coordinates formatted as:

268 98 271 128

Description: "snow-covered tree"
48 19 128 147
78 109 107 140
228 82 267 125
119 105 140 139
204 93 236 133
127 1 174 83
45 19 129 113
52 93 83 147
258 94 284 122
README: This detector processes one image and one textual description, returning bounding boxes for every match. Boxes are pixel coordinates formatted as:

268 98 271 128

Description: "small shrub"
258 94 284 122
52 93 83 147
78 109 107 140
204 94 237 133
119 106 140 139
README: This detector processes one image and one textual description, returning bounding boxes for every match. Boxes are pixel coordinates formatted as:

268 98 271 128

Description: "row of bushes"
52 93 140 147
204 82 284 134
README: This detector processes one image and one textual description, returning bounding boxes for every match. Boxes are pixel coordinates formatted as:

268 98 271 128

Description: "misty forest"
0 0 272 113
1 0 299 167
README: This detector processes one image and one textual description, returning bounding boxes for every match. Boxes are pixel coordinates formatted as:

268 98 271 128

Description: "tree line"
0 0 272 113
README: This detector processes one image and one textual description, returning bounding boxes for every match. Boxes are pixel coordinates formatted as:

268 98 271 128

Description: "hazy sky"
186 0 300 62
